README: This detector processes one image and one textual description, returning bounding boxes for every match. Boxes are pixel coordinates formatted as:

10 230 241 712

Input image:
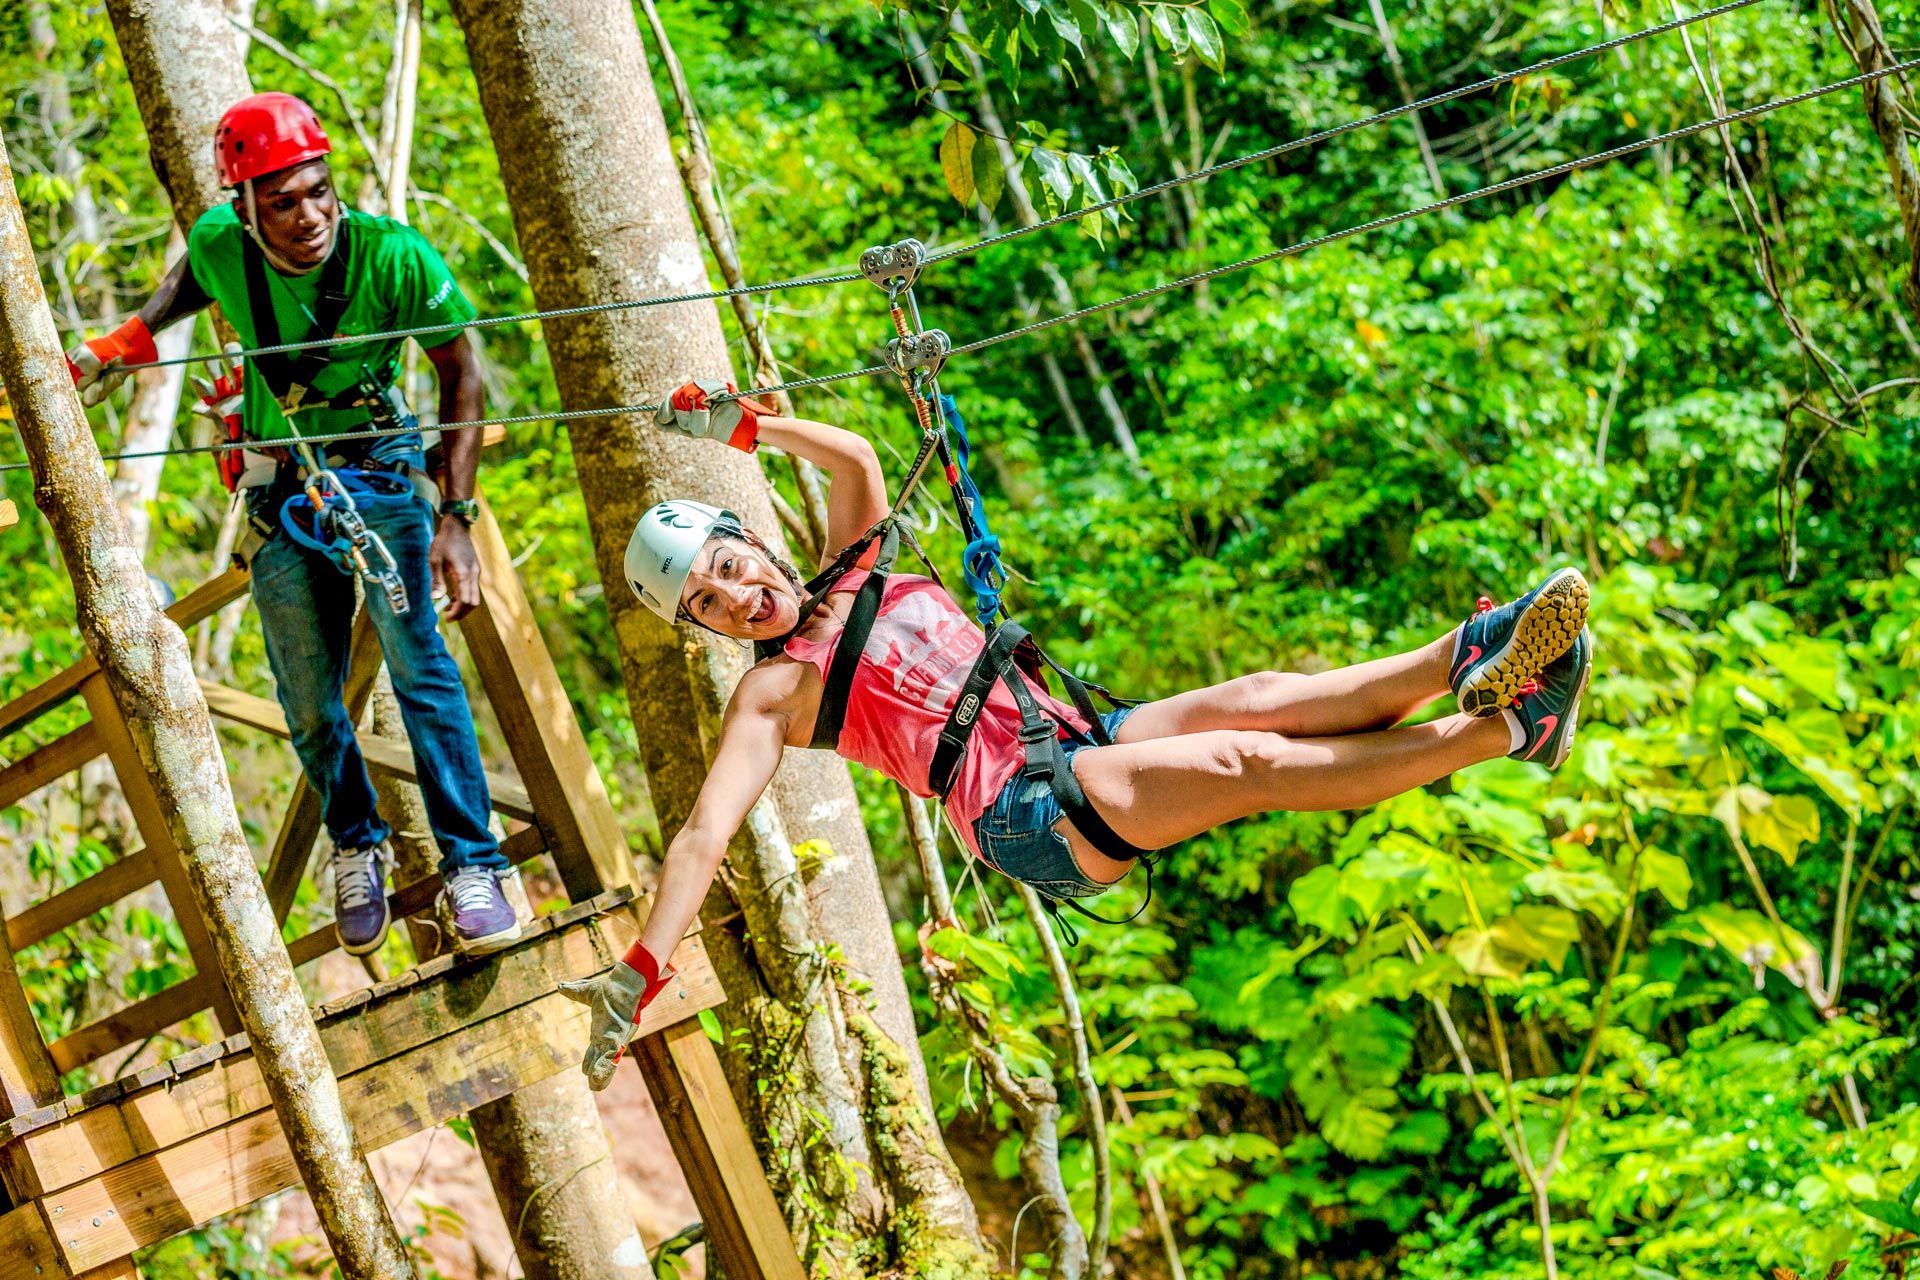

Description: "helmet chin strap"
241 178 341 276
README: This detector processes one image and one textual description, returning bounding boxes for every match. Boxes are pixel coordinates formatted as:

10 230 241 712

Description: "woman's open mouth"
748 587 776 626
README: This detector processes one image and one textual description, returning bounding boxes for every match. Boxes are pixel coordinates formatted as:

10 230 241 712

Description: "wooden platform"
0 891 723 1278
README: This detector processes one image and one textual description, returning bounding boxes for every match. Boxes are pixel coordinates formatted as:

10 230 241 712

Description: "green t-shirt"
187 203 477 443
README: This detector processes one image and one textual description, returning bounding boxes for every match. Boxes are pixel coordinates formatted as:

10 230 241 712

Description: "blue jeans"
972 706 1136 899
247 478 503 873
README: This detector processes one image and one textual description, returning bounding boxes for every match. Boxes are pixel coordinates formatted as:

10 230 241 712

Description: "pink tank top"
781 571 1089 859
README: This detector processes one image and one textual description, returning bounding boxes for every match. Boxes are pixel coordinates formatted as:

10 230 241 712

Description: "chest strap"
239 215 356 412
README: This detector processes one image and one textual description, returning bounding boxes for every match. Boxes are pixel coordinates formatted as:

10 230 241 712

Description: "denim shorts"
972 706 1135 899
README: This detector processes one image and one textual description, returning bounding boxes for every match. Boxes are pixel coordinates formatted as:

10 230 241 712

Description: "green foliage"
6 0 1920 1276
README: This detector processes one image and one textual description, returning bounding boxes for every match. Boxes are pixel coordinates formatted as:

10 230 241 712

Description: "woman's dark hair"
673 517 805 630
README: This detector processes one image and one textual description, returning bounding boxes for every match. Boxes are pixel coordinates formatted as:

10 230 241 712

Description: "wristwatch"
438 498 480 527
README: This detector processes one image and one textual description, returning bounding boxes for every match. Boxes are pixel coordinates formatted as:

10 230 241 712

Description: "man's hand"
429 518 482 619
67 317 159 406
653 378 775 452
557 940 677 1091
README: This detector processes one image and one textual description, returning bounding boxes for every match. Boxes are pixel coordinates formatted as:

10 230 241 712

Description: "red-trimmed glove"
557 939 679 1091
652 378 773 452
66 317 159 407
191 357 247 492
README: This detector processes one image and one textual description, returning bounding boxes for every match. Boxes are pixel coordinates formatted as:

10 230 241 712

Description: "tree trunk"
113 227 191 561
104 0 253 233
1830 0 1920 314
0 130 415 1280
370 680 650 1280
446 1 985 1270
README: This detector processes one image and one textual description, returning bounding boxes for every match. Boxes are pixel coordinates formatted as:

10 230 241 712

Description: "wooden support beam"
199 680 537 823
633 1018 806 1280
0 569 249 741
0 918 62 1125
45 973 215 1075
0 498 16 530
77 677 237 1038
0 723 101 811
6 851 157 952
460 496 637 900
261 607 384 924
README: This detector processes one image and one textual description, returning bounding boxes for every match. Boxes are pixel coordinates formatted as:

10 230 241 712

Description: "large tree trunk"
0 130 415 1280
371 681 650 1280
446 2 987 1270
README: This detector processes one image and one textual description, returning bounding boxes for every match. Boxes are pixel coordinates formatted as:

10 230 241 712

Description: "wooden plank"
460 496 637 900
45 974 214 1075
0 498 16 530
262 606 382 925
17 907 715 1202
198 680 537 823
7 851 157 953
0 723 103 812
633 1018 805 1280
42 988 593 1274
0 1201 63 1280
77 678 237 1038
0 569 250 742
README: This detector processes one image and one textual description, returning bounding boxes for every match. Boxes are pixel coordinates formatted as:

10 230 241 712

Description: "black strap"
240 215 356 410
1036 857 1157 947
807 522 901 750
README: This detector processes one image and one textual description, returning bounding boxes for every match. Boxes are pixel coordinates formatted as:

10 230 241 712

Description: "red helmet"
214 92 331 188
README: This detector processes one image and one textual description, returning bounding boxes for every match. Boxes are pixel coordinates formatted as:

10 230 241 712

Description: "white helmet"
625 500 733 621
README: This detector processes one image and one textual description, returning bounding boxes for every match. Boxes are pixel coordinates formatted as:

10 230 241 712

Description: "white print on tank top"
872 589 980 717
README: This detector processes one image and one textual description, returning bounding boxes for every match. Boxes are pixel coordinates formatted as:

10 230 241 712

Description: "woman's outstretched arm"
561 680 790 1087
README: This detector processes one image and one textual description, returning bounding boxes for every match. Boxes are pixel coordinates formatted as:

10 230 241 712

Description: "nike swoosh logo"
1524 715 1559 759
1452 644 1483 683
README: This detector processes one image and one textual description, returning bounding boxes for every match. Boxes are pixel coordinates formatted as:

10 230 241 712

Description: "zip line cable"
6 56 1912 478
103 0 1768 376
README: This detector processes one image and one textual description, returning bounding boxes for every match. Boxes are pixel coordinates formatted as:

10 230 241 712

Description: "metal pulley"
859 238 927 292
885 328 951 380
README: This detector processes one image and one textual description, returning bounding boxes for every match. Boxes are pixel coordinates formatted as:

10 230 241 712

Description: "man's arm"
422 332 485 619
68 253 213 405
138 252 215 335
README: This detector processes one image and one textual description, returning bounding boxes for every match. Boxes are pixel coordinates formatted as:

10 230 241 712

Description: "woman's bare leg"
1115 631 1456 743
1062 715 1509 882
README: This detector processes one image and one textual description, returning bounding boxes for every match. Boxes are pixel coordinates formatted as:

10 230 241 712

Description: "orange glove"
66 317 159 406
192 357 247 492
653 378 775 452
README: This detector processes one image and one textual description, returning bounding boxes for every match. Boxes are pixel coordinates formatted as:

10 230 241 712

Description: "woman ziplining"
558 383 1594 1088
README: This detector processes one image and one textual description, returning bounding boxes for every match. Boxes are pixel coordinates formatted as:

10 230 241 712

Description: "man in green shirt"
66 92 518 956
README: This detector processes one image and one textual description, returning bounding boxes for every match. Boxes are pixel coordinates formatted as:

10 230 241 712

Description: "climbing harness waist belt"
927 620 1149 867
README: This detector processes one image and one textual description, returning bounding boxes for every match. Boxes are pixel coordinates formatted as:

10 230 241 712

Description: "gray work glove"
652 378 773 451
557 941 676 1090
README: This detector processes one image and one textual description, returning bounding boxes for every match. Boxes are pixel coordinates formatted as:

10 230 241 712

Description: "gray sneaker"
333 841 394 956
445 867 522 954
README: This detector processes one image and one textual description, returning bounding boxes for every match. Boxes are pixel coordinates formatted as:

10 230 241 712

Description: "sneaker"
1508 626 1593 768
1452 567 1590 718
445 867 522 954
333 841 394 956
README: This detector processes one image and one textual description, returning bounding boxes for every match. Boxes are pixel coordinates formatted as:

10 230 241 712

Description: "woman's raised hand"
652 378 777 452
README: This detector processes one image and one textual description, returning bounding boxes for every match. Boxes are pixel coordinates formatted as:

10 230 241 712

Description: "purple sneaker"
446 867 522 954
333 841 394 956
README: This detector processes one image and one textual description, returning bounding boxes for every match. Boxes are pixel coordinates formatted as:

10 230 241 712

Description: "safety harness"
750 241 1160 941
237 218 416 615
